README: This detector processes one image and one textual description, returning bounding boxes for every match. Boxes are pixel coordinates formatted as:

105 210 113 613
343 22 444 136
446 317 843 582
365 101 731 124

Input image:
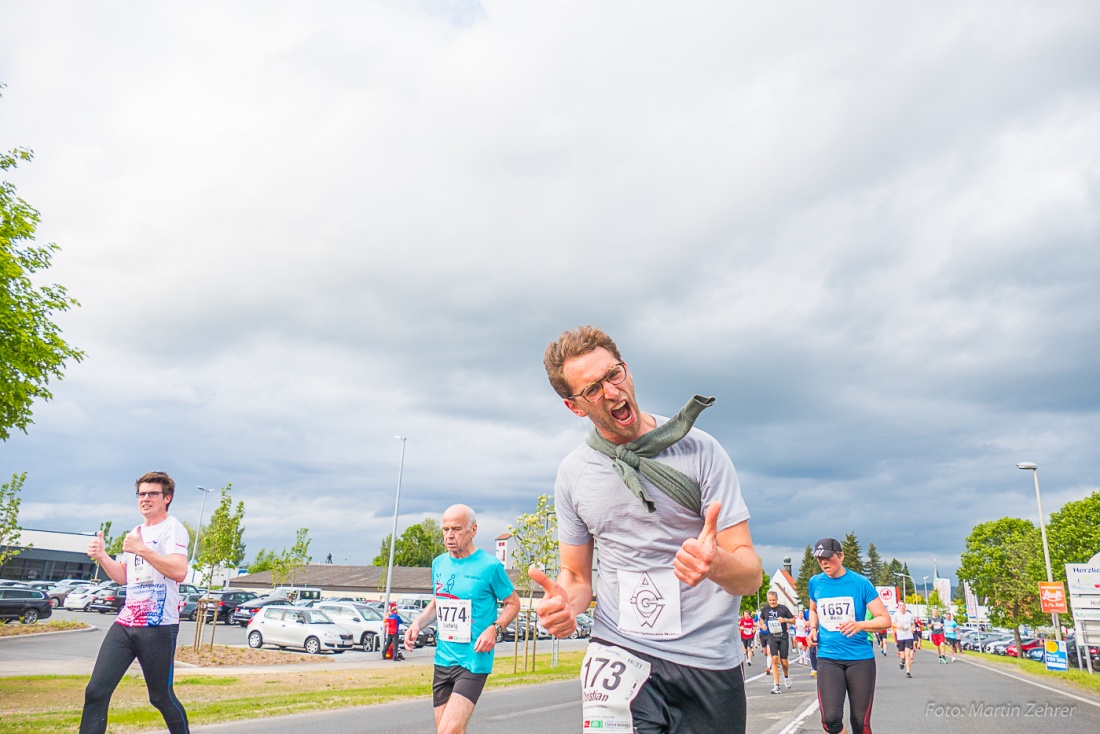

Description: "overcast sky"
2 2 1098 590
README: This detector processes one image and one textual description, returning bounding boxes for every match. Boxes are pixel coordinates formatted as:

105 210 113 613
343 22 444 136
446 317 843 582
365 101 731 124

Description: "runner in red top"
739 610 756 666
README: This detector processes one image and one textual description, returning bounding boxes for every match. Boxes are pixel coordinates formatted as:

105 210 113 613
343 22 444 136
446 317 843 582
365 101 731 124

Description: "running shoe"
746 660 751 666
810 670 817 678
899 661 904 670
784 676 791 689
771 685 782 694
906 672 912 678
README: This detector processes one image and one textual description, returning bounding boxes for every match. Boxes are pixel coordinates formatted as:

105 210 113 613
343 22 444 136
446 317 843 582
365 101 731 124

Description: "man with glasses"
81 471 191 734
532 326 762 734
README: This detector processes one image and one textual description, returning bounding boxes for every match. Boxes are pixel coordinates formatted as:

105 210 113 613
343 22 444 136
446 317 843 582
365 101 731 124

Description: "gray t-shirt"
556 415 751 669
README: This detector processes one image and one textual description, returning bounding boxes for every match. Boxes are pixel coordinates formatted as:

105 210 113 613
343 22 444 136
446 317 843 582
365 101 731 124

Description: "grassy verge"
955 650 1100 697
0 651 584 734
0 620 89 637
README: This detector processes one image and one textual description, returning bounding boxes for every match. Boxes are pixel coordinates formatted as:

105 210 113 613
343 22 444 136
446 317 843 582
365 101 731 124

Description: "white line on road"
958 658 1100 710
777 698 819 734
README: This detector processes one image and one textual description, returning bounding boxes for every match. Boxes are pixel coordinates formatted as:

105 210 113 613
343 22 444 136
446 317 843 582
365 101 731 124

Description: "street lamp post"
383 437 407 613
894 573 914 602
923 576 929 603
191 486 217 585
1017 462 1062 641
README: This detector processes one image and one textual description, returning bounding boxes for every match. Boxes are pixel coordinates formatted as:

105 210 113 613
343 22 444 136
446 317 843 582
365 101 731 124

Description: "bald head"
441 504 478 558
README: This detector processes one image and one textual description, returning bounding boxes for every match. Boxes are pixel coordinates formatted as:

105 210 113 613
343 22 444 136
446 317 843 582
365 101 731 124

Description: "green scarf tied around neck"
585 394 716 515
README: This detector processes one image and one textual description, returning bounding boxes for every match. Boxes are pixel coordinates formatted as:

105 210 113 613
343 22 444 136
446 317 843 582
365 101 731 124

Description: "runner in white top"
891 600 916 678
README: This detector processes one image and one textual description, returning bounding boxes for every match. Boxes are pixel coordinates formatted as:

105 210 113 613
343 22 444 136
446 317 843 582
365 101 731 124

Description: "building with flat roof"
0 528 101 582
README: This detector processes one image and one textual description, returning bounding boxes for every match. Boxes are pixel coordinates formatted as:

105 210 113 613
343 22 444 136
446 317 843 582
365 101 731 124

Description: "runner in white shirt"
891 600 916 678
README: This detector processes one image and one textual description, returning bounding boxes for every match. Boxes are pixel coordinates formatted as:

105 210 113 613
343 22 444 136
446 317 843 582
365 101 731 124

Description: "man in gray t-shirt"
532 326 762 734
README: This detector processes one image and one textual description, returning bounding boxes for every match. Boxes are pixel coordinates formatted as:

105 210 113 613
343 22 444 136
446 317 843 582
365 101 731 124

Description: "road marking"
959 658 1100 710
777 698 819 734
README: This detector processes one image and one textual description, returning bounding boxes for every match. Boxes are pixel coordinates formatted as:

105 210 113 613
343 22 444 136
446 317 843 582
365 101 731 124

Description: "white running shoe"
784 676 791 689
771 685 782 694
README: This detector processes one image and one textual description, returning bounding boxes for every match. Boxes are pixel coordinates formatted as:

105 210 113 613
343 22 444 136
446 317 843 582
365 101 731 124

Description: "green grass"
0 651 584 734
960 650 1100 696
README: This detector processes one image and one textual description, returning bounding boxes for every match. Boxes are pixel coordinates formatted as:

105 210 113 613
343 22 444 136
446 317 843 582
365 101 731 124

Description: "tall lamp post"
894 573 915 602
383 436 407 612
1017 462 1062 641
922 576 929 604
191 486 217 585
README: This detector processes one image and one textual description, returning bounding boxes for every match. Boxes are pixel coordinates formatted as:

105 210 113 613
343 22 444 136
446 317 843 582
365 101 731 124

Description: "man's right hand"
87 531 105 561
529 566 577 639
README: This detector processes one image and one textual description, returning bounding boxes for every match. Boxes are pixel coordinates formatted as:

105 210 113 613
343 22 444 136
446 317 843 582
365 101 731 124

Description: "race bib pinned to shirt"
616 569 682 638
436 597 472 643
817 596 856 632
582 642 651 733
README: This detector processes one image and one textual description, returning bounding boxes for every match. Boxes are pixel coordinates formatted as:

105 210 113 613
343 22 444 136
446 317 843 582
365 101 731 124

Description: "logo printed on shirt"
629 572 666 628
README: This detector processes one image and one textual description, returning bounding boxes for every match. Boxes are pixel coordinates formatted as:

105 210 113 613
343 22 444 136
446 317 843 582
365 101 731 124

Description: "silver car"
246 605 354 655
62 585 103 611
316 602 394 652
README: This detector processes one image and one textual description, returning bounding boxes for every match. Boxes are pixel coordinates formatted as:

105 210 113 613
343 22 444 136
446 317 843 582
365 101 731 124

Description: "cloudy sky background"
2 2 1098 589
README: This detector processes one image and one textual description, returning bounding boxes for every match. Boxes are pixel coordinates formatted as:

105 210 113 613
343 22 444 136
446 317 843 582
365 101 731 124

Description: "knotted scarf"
585 394 715 514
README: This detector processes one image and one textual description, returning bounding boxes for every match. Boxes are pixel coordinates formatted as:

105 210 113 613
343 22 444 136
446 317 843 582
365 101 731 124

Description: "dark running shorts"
768 636 790 660
432 665 488 708
741 636 754 650
896 638 914 651
591 639 746 734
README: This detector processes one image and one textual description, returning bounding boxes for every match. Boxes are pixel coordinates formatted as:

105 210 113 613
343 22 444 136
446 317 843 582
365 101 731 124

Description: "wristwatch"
493 622 503 635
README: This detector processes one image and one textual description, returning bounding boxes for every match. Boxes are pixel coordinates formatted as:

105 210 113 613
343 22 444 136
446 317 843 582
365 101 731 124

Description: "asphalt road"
5 614 1100 733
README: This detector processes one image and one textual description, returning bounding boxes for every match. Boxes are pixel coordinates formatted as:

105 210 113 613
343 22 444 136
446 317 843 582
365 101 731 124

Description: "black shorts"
432 665 488 708
741 636 754 650
874 631 887 642
896 638 913 652
768 636 790 660
817 656 876 734
592 640 746 734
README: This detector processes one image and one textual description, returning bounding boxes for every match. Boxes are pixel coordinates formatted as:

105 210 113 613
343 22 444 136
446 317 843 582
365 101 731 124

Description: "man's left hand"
473 626 497 653
674 503 720 586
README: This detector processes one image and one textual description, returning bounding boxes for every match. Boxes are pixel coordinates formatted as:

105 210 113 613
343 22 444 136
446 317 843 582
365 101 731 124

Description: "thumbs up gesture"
122 528 147 556
674 502 721 587
530 566 577 639
87 531 105 560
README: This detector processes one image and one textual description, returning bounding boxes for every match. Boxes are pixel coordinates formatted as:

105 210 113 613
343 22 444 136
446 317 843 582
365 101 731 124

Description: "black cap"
813 538 842 558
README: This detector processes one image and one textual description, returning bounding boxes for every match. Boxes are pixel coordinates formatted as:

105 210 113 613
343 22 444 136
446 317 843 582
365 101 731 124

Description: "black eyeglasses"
569 362 627 403
136 491 164 499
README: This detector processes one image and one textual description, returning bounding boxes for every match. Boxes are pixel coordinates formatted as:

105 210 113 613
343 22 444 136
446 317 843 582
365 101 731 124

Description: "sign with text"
876 586 898 611
1043 639 1068 672
1039 582 1068 614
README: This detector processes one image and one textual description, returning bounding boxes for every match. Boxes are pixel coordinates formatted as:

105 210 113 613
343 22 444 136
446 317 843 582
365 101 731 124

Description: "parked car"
63 584 108 612
1005 638 1044 657
500 612 550 642
246 605 354 654
1023 646 1046 663
0 587 53 624
398 612 432 648
316 601 392 651
985 637 1016 655
179 584 203 597
89 587 128 614
203 589 259 624
179 593 203 622
230 597 286 627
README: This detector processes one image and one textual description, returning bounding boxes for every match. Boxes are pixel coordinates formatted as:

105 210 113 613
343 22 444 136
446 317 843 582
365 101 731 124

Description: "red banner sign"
1039 581 1068 614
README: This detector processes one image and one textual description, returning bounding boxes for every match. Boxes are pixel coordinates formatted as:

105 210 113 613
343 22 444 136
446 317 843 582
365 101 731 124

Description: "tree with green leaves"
741 568 772 614
193 485 246 587
795 545 816 607
865 543 884 586
371 518 445 567
507 495 558 672
1 87 84 441
958 516 1046 653
0 473 29 569
1047 490 1100 579
284 528 312 586
884 558 904 589
841 532 865 575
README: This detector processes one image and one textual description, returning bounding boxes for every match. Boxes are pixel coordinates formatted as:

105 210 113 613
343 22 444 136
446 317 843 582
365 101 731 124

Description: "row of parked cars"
957 626 1100 668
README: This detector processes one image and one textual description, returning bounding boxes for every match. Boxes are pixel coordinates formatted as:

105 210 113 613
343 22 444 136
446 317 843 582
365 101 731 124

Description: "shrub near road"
0 650 585 734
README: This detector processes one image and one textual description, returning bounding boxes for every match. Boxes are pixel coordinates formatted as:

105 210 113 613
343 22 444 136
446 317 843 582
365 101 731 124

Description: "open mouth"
610 401 633 425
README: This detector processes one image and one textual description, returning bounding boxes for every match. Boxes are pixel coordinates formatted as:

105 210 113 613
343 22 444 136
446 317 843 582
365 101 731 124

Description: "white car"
62 585 104 611
316 602 397 652
246 605 354 655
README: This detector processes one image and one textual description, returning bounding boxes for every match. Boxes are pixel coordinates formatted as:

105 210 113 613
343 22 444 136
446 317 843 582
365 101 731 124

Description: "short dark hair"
135 471 176 507
544 326 623 399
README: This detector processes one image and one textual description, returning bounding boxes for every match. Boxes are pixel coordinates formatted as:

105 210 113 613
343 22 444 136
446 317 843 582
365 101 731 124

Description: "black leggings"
80 623 189 734
816 656 876 734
